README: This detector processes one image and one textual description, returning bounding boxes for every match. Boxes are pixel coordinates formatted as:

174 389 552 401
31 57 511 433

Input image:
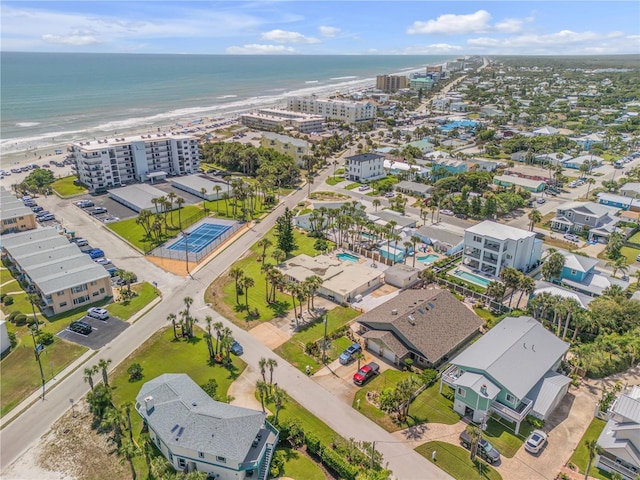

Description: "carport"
108 184 168 213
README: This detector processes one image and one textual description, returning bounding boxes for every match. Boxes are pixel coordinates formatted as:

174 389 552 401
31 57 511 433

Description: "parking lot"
57 314 130 350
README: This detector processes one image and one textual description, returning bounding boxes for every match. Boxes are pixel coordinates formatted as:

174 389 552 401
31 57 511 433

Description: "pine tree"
275 207 297 255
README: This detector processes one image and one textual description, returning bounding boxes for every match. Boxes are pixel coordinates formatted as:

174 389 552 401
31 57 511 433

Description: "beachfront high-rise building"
240 108 324 134
70 133 200 192
376 75 409 93
287 96 377 124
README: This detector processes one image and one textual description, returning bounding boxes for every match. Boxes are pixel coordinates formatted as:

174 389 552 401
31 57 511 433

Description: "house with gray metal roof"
357 289 483 368
595 385 640 479
136 374 278 480
1 227 112 315
441 316 570 434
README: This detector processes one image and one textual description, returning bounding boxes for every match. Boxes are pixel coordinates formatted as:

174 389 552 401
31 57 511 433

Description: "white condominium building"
462 220 543 277
240 108 324 133
70 133 200 192
287 96 377 124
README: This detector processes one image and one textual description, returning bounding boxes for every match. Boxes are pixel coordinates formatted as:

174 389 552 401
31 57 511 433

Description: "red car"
353 362 380 386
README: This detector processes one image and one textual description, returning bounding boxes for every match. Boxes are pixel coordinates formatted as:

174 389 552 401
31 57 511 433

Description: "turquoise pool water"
453 270 492 287
337 252 359 262
417 254 439 263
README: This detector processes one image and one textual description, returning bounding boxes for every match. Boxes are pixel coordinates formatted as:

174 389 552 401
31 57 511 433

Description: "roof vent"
391 309 398 315
523 343 527 349
480 384 487 395
192 402 197 407
408 315 415 325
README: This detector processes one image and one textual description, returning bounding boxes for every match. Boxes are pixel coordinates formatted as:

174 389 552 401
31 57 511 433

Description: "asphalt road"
1 163 452 479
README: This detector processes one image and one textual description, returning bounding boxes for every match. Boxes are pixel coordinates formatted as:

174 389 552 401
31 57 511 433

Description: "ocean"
0 53 453 156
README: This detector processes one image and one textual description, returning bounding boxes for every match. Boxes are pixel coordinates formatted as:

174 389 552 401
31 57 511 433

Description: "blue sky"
2 1 639 55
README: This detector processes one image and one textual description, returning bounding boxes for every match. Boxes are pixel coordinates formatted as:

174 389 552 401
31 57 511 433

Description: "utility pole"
183 231 191 278
30 327 45 400
370 441 376 470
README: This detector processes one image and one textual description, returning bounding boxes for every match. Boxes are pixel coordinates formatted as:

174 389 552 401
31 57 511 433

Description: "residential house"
480 105 506 118
563 154 604 170
383 264 421 289
260 132 310 166
431 98 451 111
413 224 464 256
0 188 36 234
555 252 629 297
277 254 383 304
383 159 429 178
136 374 278 480
394 181 432 198
345 153 386 183
1 228 112 315
441 316 571 433
595 385 640 479
368 210 418 229
574 133 605 151
550 201 620 242
405 139 435 154
510 151 529 163
532 282 593 310
432 159 467 177
358 289 483 368
468 159 499 172
620 183 640 199
462 221 543 277
493 174 546 193
535 153 573 167
449 102 470 113
532 126 560 136
597 192 640 212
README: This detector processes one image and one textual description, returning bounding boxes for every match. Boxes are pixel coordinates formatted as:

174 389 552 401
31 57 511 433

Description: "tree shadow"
268 300 291 317
184 336 202 345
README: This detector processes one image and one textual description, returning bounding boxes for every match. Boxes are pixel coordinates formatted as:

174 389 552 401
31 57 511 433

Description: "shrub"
127 363 144 382
0 292 6 303
404 358 414 371
305 433 322 456
441 385 455 401
269 449 286 477
420 368 438 386
3 296 14 306
525 415 545 429
38 332 54 346
14 314 27 326
305 341 320 357
8 332 17 349
321 447 359 480
27 317 38 328
8 311 20 322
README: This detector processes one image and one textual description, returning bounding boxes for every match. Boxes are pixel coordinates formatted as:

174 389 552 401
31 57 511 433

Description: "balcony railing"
441 365 460 388
484 242 501 252
482 255 498 265
490 397 533 423
597 454 639 478
464 249 481 259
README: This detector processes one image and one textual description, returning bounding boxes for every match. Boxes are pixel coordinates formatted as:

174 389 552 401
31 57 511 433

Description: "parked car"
94 257 111 265
87 307 109 320
103 216 120 224
74 238 89 247
524 430 548 454
90 207 108 215
37 214 55 222
353 362 380 386
76 200 94 208
636 253 640 262
230 341 243 355
440 209 454 216
69 321 92 335
536 197 546 204
459 431 501 464
564 233 580 242
87 249 105 259
384 191 395 198
358 185 371 192
339 343 362 365
31 206 44 213
454 213 468 219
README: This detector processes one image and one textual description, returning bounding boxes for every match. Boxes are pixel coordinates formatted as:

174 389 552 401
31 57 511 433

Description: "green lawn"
208 228 334 326
352 370 452 432
344 182 361 190
568 418 612 479
278 448 325 480
107 282 159 320
482 417 533 458
51 176 87 197
1 267 14 285
416 441 502 480
620 246 640 265
325 176 343 186
474 307 499 328
1 337 87 417
107 204 205 251
292 306 359 344
629 231 640 244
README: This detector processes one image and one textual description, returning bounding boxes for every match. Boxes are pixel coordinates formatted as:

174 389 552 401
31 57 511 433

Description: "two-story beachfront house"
595 385 640 480
136 374 278 480
462 221 543 277
441 316 570 434
550 201 620 243
345 153 386 183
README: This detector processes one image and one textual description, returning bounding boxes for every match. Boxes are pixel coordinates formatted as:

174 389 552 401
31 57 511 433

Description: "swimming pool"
417 254 439 263
452 270 492 287
337 252 359 262
167 222 232 253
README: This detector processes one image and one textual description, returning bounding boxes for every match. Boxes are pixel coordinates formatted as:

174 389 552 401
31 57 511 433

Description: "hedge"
320 445 360 480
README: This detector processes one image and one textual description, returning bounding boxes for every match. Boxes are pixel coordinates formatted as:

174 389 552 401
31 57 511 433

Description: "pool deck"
448 265 495 288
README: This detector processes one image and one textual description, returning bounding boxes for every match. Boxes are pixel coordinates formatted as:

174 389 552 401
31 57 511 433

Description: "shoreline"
1 64 434 165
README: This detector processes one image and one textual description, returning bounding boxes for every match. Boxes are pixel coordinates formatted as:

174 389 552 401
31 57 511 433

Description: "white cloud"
408 10 492 35
319 26 340 38
225 44 296 54
41 34 101 46
494 19 524 34
260 29 320 44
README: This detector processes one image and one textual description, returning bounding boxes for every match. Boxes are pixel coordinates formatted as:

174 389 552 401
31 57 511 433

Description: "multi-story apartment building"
259 132 310 166
409 77 434 91
287 96 376 124
0 188 36 234
240 109 324 133
345 153 386 183
462 220 543 277
70 133 200 192
2 228 112 315
375 75 409 93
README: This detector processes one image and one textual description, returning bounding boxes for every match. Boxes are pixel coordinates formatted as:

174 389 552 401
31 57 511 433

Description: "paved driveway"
56 315 129 350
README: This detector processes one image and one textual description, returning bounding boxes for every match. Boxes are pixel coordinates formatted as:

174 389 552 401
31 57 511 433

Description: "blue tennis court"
167 222 232 253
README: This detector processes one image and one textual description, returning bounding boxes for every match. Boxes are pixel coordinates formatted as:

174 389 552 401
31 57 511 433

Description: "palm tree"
267 358 278 384
213 321 223 355
98 358 112 387
83 365 98 391
272 385 289 425
204 315 214 360
200 188 209 213
585 177 596 199
500 268 522 308
213 185 222 212
168 313 177 339
258 357 267 382
305 275 323 311
517 276 536 308
175 197 185 229
27 293 40 331
410 235 421 267
372 198 381 211
271 248 286 265
102 406 125 447
465 424 482 462
230 267 244 304
256 380 269 413
119 440 138 480
221 192 230 216
606 257 629 278
242 276 254 309
256 238 272 262
419 267 436 285
354 351 365 370
527 209 542 231
562 298 581 340
584 439 602 480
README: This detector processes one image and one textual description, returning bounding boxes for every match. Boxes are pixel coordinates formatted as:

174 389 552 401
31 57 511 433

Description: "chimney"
391 309 398 315
144 396 155 414
480 384 487 396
